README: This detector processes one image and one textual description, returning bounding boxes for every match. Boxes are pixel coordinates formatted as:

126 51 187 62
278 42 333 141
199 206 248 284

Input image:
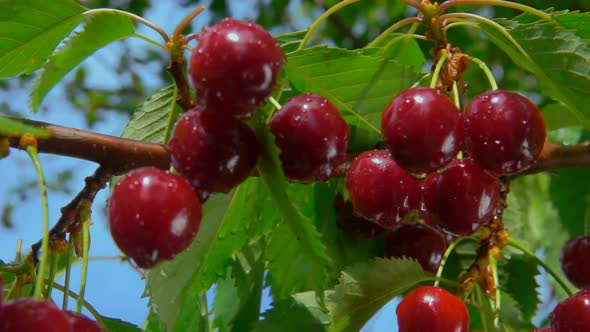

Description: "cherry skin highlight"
464 90 546 175
64 311 105 332
385 223 448 273
551 289 590 332
108 167 202 269
169 106 261 196
382 87 464 173
0 298 72 332
346 149 422 229
189 18 286 119
424 158 500 236
269 93 349 182
560 235 590 289
396 286 470 332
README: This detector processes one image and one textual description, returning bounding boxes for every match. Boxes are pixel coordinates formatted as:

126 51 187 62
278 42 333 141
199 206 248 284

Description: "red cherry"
345 149 422 229
189 18 286 119
333 194 386 240
464 90 546 175
397 286 469 332
64 311 105 332
532 329 553 332
385 223 448 273
551 289 590 332
424 158 500 236
269 93 350 182
382 87 464 173
0 298 72 332
169 106 261 196
561 235 590 289
108 167 202 268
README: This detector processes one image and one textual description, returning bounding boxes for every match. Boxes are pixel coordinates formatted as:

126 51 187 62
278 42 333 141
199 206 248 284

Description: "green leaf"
146 178 278 332
0 0 86 78
479 18 590 129
550 168 590 237
499 254 540 322
499 292 535 332
120 84 179 144
100 316 142 332
253 292 330 332
327 257 428 332
542 102 581 131
30 12 135 112
285 46 420 150
212 275 240 332
0 116 50 138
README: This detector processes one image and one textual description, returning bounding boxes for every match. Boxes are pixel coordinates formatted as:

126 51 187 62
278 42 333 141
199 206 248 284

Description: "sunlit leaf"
0 0 86 78
30 12 135 112
100 316 142 332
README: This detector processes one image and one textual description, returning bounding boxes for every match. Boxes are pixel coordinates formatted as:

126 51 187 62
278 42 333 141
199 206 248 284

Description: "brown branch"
3 115 170 175
524 141 590 174
30 165 113 262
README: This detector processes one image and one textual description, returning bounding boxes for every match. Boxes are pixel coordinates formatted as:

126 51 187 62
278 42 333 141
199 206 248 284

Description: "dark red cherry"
397 286 469 332
532 329 553 332
382 87 464 173
551 289 590 332
346 149 422 229
0 298 72 332
108 167 202 268
189 18 286 119
464 90 546 175
333 194 386 239
169 106 261 196
424 158 500 236
385 223 448 273
560 236 590 289
64 311 105 332
269 93 350 182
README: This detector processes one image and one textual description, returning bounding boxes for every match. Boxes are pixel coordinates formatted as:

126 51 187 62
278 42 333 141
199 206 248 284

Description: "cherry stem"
435 236 477 287
411 73 432 88
268 96 282 111
507 238 574 297
62 235 73 310
585 203 590 236
130 34 168 52
381 34 428 55
76 204 91 313
44 252 58 299
440 13 533 63
430 49 448 89
299 0 362 50
51 282 105 325
27 145 49 301
451 81 461 109
438 0 554 22
470 57 499 91
367 17 423 48
82 8 169 42
489 256 501 330
172 6 205 43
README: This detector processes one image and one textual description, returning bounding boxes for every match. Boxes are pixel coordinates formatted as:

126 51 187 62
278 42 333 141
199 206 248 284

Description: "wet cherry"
464 90 546 175
346 149 422 229
333 194 386 240
169 106 261 196
269 93 349 182
189 18 286 119
0 298 71 332
424 158 500 236
560 235 590 290
64 311 105 332
551 289 590 332
108 167 202 268
385 223 448 273
382 87 464 174
397 286 470 332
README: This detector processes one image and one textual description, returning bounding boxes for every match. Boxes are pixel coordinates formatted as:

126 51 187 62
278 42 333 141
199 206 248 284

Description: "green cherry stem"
489 256 501 330
438 0 554 22
440 13 533 63
268 96 282 111
52 283 105 325
82 8 170 42
44 252 58 298
27 145 49 301
429 49 448 89
171 6 205 43
469 57 499 91
130 34 168 52
434 236 477 287
62 234 74 310
507 238 574 297
298 0 361 50
367 17 423 48
76 204 91 313
451 81 461 109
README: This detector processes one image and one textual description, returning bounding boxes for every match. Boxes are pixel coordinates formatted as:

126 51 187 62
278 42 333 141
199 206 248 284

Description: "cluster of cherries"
343 87 547 274
0 282 104 332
